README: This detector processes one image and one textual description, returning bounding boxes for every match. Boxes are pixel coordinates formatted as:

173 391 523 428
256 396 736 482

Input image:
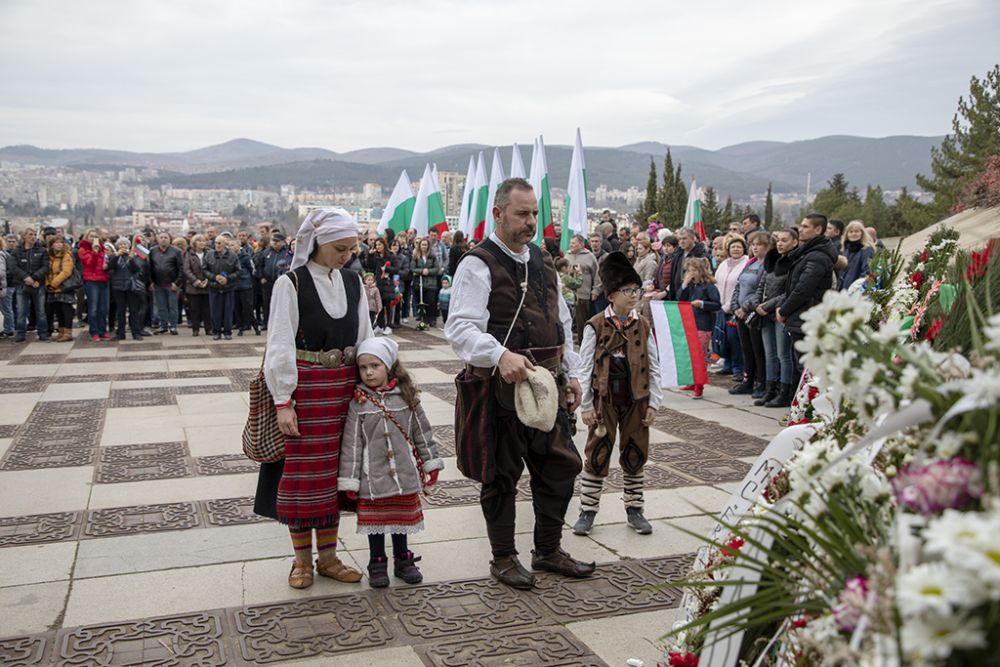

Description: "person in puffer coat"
339 337 443 588
108 237 145 340
203 234 241 339
754 228 800 408
728 231 771 398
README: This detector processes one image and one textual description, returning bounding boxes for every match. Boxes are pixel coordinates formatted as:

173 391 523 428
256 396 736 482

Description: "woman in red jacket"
78 228 111 341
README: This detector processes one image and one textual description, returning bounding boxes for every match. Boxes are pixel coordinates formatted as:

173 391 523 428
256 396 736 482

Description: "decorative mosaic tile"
118 342 163 352
108 387 175 407
647 440 723 463
173 383 233 395
430 425 455 458
670 458 752 484
55 612 229 667
194 454 259 476
424 383 456 405
422 478 482 508
382 577 545 640
0 377 49 393
210 344 260 358
83 502 201 537
0 635 49 666
703 438 770 458
231 594 393 663
94 458 193 484
0 512 81 547
0 424 20 438
0 447 96 470
174 369 227 379
202 497 268 527
9 354 65 365
417 625 608 667
225 368 260 391
633 553 697 591
51 374 116 384
99 442 188 463
604 462 694 490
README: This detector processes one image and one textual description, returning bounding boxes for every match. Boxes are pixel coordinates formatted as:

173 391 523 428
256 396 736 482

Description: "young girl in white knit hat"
339 336 444 587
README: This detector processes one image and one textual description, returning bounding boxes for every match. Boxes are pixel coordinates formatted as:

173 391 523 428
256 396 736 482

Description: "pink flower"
892 457 983 515
833 576 869 633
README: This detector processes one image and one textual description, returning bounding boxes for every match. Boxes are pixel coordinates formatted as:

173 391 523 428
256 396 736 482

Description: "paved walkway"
0 325 783 666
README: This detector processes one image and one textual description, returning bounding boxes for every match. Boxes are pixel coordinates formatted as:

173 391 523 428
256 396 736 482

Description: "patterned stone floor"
0 323 783 667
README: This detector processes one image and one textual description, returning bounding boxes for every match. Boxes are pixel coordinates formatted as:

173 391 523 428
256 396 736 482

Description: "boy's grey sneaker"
626 508 653 535
572 510 597 536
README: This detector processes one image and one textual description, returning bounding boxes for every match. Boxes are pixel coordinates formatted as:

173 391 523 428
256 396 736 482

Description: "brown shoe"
531 548 596 578
316 556 363 583
288 560 314 589
489 554 536 590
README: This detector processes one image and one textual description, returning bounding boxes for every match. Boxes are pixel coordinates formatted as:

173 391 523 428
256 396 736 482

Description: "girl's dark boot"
393 551 423 584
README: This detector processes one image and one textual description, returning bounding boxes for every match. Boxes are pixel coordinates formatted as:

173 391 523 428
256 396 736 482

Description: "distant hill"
2 134 944 199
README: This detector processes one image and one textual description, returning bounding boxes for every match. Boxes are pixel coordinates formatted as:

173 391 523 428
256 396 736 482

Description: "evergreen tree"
636 157 658 224
861 185 891 234
670 164 687 228
916 64 1000 218
656 149 675 221
812 173 863 221
764 183 774 227
722 196 733 223
702 186 721 232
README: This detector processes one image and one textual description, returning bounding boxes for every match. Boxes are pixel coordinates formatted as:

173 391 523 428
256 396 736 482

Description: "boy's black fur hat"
599 251 642 295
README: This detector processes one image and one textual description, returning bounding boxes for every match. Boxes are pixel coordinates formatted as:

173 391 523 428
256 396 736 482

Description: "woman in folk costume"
253 207 374 589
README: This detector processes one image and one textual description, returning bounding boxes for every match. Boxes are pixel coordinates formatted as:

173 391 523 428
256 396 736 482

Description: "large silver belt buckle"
343 346 357 366
318 349 343 368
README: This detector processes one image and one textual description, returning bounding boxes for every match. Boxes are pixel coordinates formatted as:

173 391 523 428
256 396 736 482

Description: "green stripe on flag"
389 197 416 233
664 303 694 385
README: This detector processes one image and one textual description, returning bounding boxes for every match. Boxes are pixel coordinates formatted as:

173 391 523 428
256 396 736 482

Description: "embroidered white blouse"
577 306 663 412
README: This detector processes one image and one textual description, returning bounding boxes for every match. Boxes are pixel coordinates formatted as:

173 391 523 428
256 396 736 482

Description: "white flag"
562 128 587 251
483 147 506 239
457 156 475 238
510 143 526 179
377 170 415 235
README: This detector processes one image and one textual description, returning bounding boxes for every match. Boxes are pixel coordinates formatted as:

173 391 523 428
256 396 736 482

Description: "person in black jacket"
777 214 838 375
148 232 184 335
204 235 241 340
108 238 145 340
388 239 410 327
229 237 259 336
255 232 292 330
667 228 707 300
10 228 50 342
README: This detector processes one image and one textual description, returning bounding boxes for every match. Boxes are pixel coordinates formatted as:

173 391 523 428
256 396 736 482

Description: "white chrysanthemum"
896 364 921 401
984 313 1000 353
932 431 968 458
936 352 972 380
923 509 1000 592
859 634 902 667
896 562 985 616
953 368 1000 406
901 611 986 661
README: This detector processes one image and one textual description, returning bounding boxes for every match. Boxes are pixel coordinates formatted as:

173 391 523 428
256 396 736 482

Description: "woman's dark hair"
390 360 421 411
453 230 466 247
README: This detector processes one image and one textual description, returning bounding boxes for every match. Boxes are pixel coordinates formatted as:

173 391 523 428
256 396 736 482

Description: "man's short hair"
827 219 845 236
571 234 588 247
804 213 828 234
743 214 761 227
494 177 534 211
676 228 698 240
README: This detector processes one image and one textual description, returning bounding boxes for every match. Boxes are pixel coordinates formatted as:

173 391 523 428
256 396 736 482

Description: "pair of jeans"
721 314 744 374
759 318 781 383
85 281 110 336
153 286 179 331
15 284 47 339
1 288 14 334
208 290 235 335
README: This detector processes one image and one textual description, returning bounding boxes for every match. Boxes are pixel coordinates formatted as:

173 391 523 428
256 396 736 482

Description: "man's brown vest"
586 312 652 403
465 238 564 351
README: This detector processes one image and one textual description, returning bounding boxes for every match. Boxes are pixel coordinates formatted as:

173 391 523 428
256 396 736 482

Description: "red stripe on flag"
473 221 485 241
543 224 556 239
678 302 709 385
433 221 449 235
694 221 707 242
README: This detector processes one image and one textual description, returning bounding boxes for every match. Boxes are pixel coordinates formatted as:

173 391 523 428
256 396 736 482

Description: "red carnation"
668 652 699 667
909 271 923 289
721 536 745 556
792 617 809 629
924 318 943 342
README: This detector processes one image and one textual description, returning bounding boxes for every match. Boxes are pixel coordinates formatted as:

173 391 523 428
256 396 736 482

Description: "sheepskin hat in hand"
514 367 559 433
599 251 643 296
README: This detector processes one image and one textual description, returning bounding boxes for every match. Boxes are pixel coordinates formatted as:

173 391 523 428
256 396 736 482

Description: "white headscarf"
356 337 399 370
290 207 359 270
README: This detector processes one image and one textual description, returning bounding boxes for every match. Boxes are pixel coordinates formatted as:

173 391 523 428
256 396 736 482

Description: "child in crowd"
339 337 443 587
363 272 382 329
438 275 452 326
555 257 582 321
573 252 662 537
678 257 722 399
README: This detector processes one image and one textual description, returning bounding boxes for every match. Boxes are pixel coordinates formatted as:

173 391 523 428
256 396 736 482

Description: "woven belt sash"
295 346 357 368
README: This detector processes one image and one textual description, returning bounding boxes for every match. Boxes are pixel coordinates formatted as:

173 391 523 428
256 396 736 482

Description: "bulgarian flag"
470 152 489 241
377 169 415 235
650 301 709 388
509 142 527 178
483 147 506 239
457 156 475 238
683 177 707 241
529 136 554 245
410 164 448 236
560 128 587 252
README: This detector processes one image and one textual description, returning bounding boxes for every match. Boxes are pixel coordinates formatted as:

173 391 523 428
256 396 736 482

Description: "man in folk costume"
445 177 594 590
572 252 662 537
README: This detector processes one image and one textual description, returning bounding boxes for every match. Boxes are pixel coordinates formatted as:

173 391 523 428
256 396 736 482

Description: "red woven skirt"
356 493 424 535
276 361 357 529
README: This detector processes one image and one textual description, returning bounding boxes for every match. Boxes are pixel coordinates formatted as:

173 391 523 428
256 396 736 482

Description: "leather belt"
296 346 357 368
469 346 562 378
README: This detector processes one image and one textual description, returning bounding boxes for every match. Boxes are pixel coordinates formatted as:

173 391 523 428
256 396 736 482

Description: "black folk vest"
292 266 360 352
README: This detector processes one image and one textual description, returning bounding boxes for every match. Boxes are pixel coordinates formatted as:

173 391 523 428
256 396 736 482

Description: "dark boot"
754 381 778 406
367 556 390 588
751 381 767 399
728 377 754 395
490 554 535 590
393 551 423 584
531 548 596 578
765 383 794 408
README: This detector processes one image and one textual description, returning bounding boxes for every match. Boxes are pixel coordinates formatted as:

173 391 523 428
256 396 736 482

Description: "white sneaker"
382 327 393 335
402 318 409 324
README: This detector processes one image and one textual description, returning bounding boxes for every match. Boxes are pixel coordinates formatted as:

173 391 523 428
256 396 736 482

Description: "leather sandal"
316 556 363 583
288 560 314 589
489 554 536 590
531 548 596 578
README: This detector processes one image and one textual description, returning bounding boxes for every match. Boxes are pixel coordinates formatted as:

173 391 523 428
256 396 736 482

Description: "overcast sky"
1 0 997 153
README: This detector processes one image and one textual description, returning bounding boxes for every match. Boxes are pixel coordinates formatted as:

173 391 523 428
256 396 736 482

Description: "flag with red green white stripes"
650 301 709 388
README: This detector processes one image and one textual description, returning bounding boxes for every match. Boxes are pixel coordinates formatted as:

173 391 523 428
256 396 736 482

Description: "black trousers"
46 300 74 329
262 282 275 329
574 298 593 339
112 289 143 337
187 293 211 333
233 288 255 331
737 320 766 385
480 406 582 558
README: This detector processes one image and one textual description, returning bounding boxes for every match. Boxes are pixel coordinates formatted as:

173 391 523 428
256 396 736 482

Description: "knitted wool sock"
316 527 340 563
623 472 645 509
580 471 604 511
289 528 313 563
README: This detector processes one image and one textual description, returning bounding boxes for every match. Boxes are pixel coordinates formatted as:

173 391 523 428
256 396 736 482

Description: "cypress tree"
764 183 774 227
702 186 721 232
657 149 675 221
637 156 658 224
722 196 733 223
671 164 687 227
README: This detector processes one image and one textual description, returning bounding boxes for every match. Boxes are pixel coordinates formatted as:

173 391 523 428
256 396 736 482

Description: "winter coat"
448 244 465 278
45 248 76 298
840 241 875 290
108 253 143 292
11 241 49 285
365 283 382 312
633 251 658 284
129 256 151 293
410 253 440 292
364 252 396 302
203 248 241 292
183 251 210 295
391 249 411 282
730 257 765 312
0 251 7 291
752 249 789 316
668 243 708 299
77 239 109 283
566 249 599 300
148 244 183 286
338 386 444 500
233 248 254 291
677 282 722 331
715 256 749 314
779 235 838 335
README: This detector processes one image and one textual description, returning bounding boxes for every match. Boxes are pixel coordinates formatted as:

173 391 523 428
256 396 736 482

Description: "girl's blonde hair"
845 220 875 249
747 230 774 252
683 257 715 284
190 233 207 248
389 359 421 412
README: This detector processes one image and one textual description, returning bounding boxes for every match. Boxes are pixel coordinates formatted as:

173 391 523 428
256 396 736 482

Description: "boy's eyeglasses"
616 288 642 297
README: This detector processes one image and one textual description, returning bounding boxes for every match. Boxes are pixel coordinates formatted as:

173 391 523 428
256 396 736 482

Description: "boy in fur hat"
573 251 662 536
